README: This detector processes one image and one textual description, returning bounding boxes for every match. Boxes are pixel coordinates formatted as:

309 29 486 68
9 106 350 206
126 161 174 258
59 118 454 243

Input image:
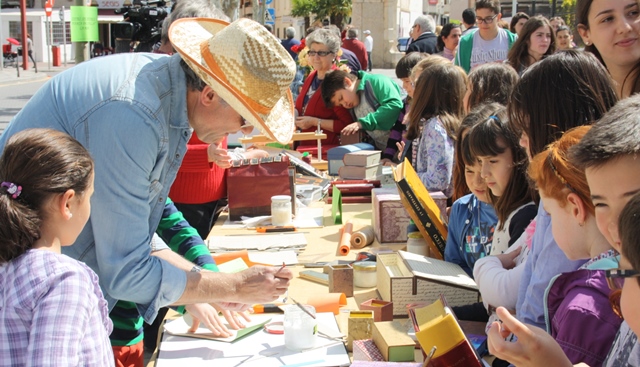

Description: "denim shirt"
0 53 192 323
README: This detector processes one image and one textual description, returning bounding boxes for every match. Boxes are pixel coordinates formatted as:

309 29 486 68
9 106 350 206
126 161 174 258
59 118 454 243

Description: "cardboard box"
348 311 375 351
372 187 412 243
353 339 385 361
360 299 394 322
376 251 480 317
327 143 376 175
371 321 416 362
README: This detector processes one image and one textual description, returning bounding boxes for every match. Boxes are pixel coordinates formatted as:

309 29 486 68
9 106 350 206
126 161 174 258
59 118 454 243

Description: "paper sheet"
155 312 351 367
220 207 324 229
248 250 298 265
306 293 347 315
163 314 272 343
207 233 308 252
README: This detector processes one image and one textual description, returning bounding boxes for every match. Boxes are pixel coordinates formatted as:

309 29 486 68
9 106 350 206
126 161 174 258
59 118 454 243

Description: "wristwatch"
190 265 202 273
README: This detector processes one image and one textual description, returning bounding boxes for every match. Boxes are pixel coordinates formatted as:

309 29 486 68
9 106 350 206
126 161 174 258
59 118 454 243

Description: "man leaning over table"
0 15 295 366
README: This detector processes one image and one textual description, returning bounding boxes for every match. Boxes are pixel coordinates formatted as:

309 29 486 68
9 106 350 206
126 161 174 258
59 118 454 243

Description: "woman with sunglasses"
294 28 352 159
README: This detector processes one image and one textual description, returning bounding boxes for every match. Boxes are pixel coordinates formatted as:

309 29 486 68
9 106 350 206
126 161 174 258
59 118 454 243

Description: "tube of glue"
256 225 296 233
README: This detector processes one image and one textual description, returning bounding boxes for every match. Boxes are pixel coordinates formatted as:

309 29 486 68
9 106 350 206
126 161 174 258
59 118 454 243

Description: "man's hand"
184 303 233 337
487 307 574 367
341 122 362 135
207 142 233 168
495 247 522 269
234 266 292 304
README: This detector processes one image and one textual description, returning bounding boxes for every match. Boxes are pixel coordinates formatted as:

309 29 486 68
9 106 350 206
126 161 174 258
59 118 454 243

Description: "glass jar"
284 304 317 351
352 261 377 288
406 231 429 256
271 195 292 226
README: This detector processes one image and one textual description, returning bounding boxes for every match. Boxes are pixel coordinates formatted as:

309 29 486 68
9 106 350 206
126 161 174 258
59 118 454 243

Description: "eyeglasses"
606 268 640 290
307 50 335 57
476 14 498 24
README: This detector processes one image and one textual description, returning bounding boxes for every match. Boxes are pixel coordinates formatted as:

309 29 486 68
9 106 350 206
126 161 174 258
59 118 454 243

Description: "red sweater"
342 38 369 71
169 135 227 204
295 70 353 157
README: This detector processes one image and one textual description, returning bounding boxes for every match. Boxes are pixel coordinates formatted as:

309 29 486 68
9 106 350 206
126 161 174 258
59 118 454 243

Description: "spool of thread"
350 225 374 249
338 221 353 256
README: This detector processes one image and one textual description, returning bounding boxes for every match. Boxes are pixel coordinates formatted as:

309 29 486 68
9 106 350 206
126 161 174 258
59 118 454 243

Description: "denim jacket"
0 53 192 322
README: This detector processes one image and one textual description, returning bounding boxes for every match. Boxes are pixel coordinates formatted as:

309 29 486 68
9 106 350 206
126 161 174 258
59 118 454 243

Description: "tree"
315 0 351 30
291 0 315 31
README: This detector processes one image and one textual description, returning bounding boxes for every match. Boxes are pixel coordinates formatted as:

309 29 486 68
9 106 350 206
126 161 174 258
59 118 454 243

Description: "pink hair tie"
1 181 22 199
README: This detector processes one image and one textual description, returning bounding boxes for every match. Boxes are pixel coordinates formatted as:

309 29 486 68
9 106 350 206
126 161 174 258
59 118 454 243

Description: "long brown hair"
0 129 94 263
406 61 467 140
507 16 556 73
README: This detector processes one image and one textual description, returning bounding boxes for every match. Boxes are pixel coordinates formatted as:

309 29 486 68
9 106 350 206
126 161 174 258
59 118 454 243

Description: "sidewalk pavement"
0 61 76 86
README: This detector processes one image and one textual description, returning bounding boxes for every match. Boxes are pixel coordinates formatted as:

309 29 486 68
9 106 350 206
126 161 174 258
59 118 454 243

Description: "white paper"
248 250 298 265
163 314 272 343
155 312 350 367
207 233 308 251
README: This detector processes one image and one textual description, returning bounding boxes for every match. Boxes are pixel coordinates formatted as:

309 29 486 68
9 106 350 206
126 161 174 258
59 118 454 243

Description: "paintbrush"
422 346 437 367
289 297 316 319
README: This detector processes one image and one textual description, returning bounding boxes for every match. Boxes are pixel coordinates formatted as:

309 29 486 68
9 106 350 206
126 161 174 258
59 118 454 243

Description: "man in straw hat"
0 15 296 361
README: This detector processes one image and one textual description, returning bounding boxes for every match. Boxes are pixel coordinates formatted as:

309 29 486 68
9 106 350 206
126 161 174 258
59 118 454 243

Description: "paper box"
371 320 416 362
348 311 375 351
360 299 394 322
327 143 376 176
376 251 480 317
372 187 412 243
353 339 385 361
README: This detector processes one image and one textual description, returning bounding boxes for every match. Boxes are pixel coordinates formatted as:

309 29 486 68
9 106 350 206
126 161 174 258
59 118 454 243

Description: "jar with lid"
406 231 429 257
271 195 292 226
352 261 377 288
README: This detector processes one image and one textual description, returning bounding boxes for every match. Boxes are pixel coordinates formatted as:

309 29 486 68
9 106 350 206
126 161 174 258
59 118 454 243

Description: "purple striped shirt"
0 249 114 366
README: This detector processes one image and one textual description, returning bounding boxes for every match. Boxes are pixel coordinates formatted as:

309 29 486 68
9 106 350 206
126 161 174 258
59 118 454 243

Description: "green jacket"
455 29 517 73
353 70 403 131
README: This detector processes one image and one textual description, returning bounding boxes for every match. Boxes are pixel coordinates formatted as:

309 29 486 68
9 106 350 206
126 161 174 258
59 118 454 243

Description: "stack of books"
338 150 381 180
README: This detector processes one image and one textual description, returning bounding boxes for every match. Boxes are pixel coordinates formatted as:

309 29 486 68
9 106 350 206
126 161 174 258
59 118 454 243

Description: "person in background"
294 28 353 158
462 62 519 114
25 33 36 69
510 12 530 35
364 30 373 71
549 16 566 32
555 25 575 50
506 16 555 75
436 23 462 61
455 0 517 73
324 24 362 74
281 26 301 61
0 129 114 366
576 0 640 97
342 28 369 71
461 8 478 35
322 68 404 151
407 15 439 54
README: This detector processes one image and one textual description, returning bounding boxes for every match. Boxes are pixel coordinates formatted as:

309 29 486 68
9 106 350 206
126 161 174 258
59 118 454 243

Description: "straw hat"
169 18 296 144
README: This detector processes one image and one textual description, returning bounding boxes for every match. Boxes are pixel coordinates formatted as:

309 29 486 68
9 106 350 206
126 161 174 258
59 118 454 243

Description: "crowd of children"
3 0 640 365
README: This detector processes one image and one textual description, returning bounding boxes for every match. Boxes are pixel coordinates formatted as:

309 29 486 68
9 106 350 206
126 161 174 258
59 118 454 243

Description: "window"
46 21 72 44
9 21 33 39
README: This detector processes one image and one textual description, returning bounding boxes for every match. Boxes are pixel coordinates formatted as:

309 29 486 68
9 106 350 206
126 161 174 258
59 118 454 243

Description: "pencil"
290 297 316 319
274 262 286 276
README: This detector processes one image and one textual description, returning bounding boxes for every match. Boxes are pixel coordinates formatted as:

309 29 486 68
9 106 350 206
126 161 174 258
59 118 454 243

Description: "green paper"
331 185 342 224
70 6 99 42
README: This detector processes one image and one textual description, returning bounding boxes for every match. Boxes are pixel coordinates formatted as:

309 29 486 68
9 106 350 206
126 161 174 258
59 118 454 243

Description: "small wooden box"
360 299 394 322
371 321 416 362
353 339 385 361
372 187 412 243
328 264 354 297
347 310 374 351
376 251 480 317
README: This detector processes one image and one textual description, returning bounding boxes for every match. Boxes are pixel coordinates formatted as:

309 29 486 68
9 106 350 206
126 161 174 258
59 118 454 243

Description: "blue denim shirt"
0 53 192 322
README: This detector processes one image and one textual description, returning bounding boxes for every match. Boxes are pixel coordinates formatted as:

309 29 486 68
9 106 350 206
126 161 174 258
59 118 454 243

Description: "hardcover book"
343 150 382 167
393 159 448 259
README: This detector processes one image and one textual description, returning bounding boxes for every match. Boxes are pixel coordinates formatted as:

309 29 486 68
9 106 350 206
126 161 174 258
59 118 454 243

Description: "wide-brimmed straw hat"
169 18 296 144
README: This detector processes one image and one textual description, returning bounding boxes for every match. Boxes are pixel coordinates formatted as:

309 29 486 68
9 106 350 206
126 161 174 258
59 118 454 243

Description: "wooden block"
328 264 354 297
347 311 374 351
372 321 416 362
360 299 394 322
299 270 329 285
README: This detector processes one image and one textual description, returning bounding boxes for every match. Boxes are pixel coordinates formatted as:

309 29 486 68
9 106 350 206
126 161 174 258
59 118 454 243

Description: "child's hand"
207 142 233 168
212 303 252 330
295 116 317 131
341 122 362 135
487 307 573 367
396 141 405 160
380 158 397 167
495 247 522 269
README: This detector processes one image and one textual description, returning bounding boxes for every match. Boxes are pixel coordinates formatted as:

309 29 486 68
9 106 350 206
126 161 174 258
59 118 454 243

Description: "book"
408 296 483 367
329 183 376 196
339 164 381 180
330 179 381 187
343 150 381 167
163 314 272 342
393 159 448 259
327 195 372 204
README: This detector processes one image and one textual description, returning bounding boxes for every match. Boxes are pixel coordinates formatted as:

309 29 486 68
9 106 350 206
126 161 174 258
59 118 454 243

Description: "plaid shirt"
0 250 114 366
